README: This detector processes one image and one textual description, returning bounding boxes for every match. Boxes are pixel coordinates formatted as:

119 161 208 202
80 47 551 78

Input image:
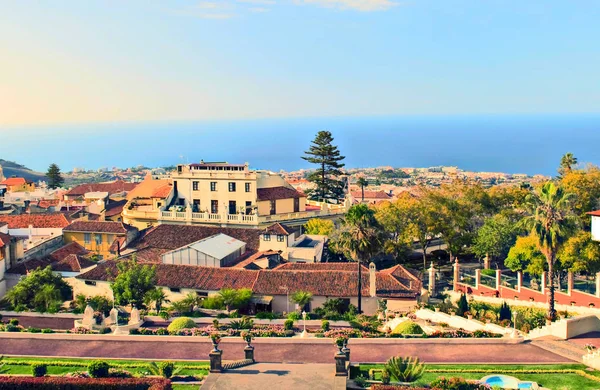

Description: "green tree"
45 163 64 189
110 258 157 308
302 131 346 202
472 214 519 265
559 152 578 176
560 165 600 223
559 231 600 274
6 266 72 312
505 235 547 275
290 290 313 312
304 218 334 236
331 204 383 313
218 288 252 313
356 177 368 202
144 287 168 313
374 199 412 264
521 181 577 321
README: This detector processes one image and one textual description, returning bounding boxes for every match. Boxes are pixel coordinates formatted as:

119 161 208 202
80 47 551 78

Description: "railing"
500 272 519 290
479 273 496 289
574 276 597 296
458 268 476 287
123 208 159 219
522 273 542 292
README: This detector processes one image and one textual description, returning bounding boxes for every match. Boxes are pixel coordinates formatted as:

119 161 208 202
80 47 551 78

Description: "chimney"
369 262 377 297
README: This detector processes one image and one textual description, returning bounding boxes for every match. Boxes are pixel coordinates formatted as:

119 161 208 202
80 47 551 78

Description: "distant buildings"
0 177 35 193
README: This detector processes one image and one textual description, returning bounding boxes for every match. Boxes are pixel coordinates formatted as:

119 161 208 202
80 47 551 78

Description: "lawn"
352 363 600 390
172 385 200 390
0 356 209 378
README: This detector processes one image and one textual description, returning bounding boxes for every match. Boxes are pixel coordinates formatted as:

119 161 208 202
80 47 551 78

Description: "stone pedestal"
244 346 255 362
342 347 350 362
335 353 347 377
209 350 223 373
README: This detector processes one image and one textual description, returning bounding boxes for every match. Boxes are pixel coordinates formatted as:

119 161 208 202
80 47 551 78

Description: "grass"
0 356 209 378
353 363 600 390
172 386 200 390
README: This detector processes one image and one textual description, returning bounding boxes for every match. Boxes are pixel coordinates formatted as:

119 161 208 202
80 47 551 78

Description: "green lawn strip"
353 364 600 390
172 385 200 390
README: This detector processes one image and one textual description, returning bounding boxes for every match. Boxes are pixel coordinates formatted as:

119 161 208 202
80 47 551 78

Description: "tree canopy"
302 131 346 202
110 258 157 308
46 163 64 189
304 218 335 236
6 266 72 313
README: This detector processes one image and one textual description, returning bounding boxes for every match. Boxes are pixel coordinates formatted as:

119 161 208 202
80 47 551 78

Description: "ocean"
1 114 599 176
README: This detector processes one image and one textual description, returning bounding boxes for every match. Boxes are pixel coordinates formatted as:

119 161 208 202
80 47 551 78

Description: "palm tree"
290 291 313 312
219 288 240 313
522 181 576 321
144 288 168 313
559 153 578 175
356 177 369 202
331 203 382 313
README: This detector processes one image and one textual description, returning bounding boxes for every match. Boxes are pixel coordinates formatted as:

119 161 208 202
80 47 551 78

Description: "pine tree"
456 293 469 317
46 163 64 189
302 131 346 202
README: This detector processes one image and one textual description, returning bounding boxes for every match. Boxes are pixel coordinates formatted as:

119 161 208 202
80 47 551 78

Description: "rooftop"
65 180 138 197
0 213 70 229
63 221 136 234
1 177 30 186
185 233 246 260
257 187 305 201
264 223 296 236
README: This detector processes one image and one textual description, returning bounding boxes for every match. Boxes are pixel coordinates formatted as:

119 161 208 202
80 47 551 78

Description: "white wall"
592 216 600 242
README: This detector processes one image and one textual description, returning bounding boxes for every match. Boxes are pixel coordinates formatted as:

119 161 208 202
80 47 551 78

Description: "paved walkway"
532 337 587 363
202 363 346 390
0 338 572 364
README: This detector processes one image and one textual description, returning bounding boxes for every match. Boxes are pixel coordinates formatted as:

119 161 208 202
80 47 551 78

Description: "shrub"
353 375 368 388
481 269 496 277
381 367 391 385
255 312 279 320
9 319 19 326
216 313 228 319
159 362 176 379
99 327 112 334
28 327 41 333
321 320 330 332
167 317 196 332
88 360 110 378
229 316 254 330
31 363 47 377
499 301 511 321
0 377 172 389
284 319 294 330
41 328 54 334
287 312 301 321
5 324 21 332
456 294 469 317
202 296 225 310
213 319 220 329
155 328 169 336
384 356 425 383
159 311 169 320
430 376 489 390
392 321 424 335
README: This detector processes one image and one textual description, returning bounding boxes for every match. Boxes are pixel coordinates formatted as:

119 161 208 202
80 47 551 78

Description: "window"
193 199 200 212
245 201 252 214
192 181 199 191
84 233 91 244
156 202 162 208
229 200 237 215
294 197 300 213
245 183 251 192
277 235 285 242
211 200 218 214
270 200 276 215
170 287 181 293
228 182 236 192
95 234 102 245
106 235 114 245
263 233 271 241
85 281 96 286
210 182 217 191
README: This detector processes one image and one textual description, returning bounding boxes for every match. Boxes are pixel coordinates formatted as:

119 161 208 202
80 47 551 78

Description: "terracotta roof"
257 187 305 201
1 177 30 186
152 184 173 198
588 210 600 217
126 178 172 200
272 262 369 272
77 261 259 290
129 224 262 263
109 236 126 253
63 221 136 234
105 200 127 217
65 180 138 197
233 251 281 269
351 190 392 199
37 199 60 209
52 254 96 272
8 259 52 275
47 242 89 263
0 213 70 229
264 223 295 236
0 232 11 248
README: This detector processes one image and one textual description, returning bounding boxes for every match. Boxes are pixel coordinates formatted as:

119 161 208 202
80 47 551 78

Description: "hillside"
0 160 47 183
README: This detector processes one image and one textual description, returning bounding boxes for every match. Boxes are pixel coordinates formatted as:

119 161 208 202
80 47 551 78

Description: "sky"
1 0 600 127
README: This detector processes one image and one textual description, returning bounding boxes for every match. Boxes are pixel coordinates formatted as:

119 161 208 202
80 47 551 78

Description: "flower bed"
0 377 171 390
129 324 294 338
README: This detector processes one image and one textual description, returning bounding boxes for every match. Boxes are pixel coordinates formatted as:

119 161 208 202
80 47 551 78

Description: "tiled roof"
1 177 29 186
151 184 172 198
272 262 369 272
0 213 70 229
126 177 172 200
588 210 600 217
65 180 138 197
37 199 60 209
257 187 305 201
52 254 96 272
233 250 281 269
47 242 89 263
109 236 126 253
8 259 52 275
265 223 295 236
63 221 136 234
351 190 392 199
105 200 127 217
129 224 262 263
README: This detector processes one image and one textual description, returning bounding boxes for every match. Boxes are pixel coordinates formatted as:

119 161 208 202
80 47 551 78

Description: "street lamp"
512 310 518 338
301 310 307 338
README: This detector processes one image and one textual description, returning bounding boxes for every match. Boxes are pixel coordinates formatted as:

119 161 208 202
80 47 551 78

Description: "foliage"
110 258 157 308
144 288 167 313
146 361 180 379
374 197 414 263
498 301 511 321
505 235 547 275
357 177 369 201
229 316 254 330
46 163 64 189
472 214 518 261
304 218 335 236
287 311 301 320
218 288 252 312
353 375 368 388
88 360 110 378
321 320 330 331
170 293 203 314
392 321 424 335
559 230 600 273
290 290 313 311
284 319 294 330
6 266 72 312
430 377 490 390
302 130 346 202
456 294 469 317
560 164 600 222
167 317 196 332
31 363 47 377
255 311 281 320
0 376 172 390
159 311 169 320
384 356 426 382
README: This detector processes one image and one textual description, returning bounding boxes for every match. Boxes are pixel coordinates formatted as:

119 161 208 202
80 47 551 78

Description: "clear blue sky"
1 0 600 126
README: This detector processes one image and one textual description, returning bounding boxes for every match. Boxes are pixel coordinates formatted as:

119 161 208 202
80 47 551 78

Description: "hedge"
0 377 172 390
2 359 209 371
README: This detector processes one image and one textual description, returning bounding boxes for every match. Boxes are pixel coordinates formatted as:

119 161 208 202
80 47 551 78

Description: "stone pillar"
428 262 436 295
496 269 502 291
209 350 223 373
484 253 491 269
474 269 481 290
596 272 600 298
567 272 574 296
453 259 460 291
244 346 255 362
517 271 522 292
335 353 348 377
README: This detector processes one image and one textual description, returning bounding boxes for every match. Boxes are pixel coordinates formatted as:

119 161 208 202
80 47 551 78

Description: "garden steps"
531 338 586 362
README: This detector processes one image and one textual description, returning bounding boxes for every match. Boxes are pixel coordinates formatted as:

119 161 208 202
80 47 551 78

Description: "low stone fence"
415 309 512 335
527 314 600 340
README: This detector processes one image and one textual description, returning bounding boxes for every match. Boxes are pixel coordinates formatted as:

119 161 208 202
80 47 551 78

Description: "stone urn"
210 334 221 352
